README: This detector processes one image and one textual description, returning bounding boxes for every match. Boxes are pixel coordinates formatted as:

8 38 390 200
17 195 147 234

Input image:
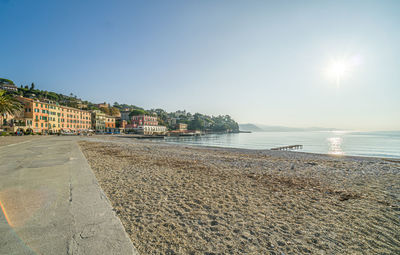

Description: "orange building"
16 97 49 133
105 116 116 132
60 106 91 132
15 97 91 134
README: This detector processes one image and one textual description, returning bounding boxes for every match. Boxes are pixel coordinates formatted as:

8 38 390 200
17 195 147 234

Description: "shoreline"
79 136 400 254
115 134 400 161
162 131 400 160
163 139 400 161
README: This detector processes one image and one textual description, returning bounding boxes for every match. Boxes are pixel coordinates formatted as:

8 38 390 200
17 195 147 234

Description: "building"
105 115 116 133
115 118 127 133
131 115 158 126
95 103 109 108
17 97 50 134
168 118 177 126
0 81 18 92
127 114 167 135
12 97 91 134
0 113 17 132
176 123 188 131
61 106 92 132
117 118 127 129
120 111 131 122
91 110 106 133
47 102 62 133
76 102 88 109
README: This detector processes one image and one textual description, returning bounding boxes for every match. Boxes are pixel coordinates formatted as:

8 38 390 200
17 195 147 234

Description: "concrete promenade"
0 136 138 255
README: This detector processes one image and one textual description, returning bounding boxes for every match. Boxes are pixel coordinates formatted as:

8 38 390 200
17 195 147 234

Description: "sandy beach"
79 136 400 254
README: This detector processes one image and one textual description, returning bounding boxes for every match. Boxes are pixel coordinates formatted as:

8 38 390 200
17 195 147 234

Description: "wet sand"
79 136 400 254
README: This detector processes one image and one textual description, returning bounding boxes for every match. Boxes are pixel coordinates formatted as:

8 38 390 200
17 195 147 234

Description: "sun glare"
325 55 361 87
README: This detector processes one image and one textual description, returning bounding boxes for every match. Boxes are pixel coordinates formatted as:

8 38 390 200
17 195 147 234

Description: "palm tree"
0 90 23 116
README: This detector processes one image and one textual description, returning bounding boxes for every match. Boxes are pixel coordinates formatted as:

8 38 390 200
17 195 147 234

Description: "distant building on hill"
76 102 88 109
0 82 18 92
95 103 109 108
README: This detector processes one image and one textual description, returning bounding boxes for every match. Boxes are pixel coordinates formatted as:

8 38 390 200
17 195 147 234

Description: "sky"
1 0 399 131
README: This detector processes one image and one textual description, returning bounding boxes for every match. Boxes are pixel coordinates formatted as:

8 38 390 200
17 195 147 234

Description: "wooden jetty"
271 145 303 151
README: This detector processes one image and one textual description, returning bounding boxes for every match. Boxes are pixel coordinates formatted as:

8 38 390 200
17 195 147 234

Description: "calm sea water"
165 131 400 159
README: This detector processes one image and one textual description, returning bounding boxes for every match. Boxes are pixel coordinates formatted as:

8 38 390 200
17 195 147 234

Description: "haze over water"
165 131 400 159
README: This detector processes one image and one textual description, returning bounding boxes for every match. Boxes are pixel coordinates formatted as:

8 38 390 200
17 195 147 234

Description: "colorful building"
131 115 158 126
105 116 116 132
91 110 106 133
13 97 91 134
16 97 50 134
127 114 167 135
61 106 91 132
48 102 62 133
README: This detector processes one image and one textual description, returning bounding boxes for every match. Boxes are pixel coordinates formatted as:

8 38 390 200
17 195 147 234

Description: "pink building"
127 115 167 135
131 115 158 127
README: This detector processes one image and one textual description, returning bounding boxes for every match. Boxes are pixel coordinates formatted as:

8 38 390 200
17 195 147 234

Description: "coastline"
79 136 400 254
162 131 400 160
117 133 400 161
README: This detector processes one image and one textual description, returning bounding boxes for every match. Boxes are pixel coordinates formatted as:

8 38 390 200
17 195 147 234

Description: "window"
41 123 43 127
35 123 38 127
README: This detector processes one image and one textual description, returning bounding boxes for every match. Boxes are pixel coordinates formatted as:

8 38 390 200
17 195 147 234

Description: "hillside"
238 123 264 132
2 78 239 132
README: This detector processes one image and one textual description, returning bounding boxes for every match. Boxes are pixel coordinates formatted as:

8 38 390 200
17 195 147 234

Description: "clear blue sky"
1 0 399 130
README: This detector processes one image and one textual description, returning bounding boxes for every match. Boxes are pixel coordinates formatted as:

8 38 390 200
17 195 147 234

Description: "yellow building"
48 103 62 133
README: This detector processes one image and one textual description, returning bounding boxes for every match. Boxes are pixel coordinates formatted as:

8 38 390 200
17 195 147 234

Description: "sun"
324 55 361 87
326 59 351 86
330 60 348 78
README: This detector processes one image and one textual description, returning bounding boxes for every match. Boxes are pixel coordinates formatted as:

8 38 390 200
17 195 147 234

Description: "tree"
110 107 120 116
0 78 15 85
0 90 23 116
24 85 29 89
129 109 147 117
100 107 110 115
30 82 35 90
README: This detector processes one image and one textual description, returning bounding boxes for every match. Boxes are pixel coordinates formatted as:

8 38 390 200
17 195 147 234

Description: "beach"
79 136 400 254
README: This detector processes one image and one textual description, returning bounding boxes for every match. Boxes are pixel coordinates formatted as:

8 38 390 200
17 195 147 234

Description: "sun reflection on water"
328 137 344 155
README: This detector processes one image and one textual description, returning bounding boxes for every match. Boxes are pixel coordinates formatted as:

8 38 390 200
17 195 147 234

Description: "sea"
164 131 400 159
